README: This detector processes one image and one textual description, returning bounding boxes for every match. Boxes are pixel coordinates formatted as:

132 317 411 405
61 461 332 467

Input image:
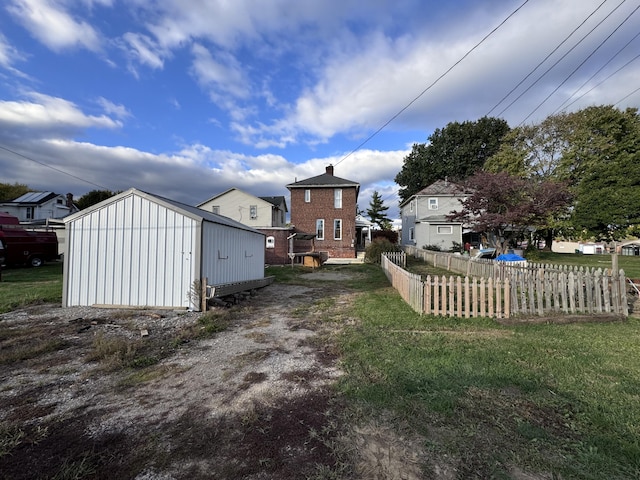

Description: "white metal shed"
63 188 265 309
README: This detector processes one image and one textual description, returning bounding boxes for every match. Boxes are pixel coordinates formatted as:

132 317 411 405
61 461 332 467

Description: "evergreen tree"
366 191 391 230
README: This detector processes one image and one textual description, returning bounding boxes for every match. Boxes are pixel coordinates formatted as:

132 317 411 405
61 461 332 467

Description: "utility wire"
0 144 109 190
519 2 640 125
559 52 640 112
615 85 640 105
334 0 531 166
495 0 627 119
485 0 609 117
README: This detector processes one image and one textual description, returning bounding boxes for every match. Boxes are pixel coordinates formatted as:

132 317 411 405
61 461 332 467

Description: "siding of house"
290 186 357 258
400 180 467 251
198 189 285 228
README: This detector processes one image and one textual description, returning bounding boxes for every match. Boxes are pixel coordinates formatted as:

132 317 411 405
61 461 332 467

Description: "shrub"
422 244 442 251
365 238 402 264
371 229 398 244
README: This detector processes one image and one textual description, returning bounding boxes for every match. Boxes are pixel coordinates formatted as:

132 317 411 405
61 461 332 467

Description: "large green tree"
0 182 30 202
395 116 510 202
76 190 118 210
366 190 391 230
564 106 640 240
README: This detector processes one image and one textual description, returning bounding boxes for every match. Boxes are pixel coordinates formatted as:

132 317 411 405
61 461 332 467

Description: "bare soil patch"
0 277 357 479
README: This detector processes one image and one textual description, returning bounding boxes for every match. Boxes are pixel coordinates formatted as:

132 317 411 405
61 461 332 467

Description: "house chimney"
326 164 334 176
66 193 74 208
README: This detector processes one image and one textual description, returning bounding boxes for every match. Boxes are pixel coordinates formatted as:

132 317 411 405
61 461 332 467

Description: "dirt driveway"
0 269 370 479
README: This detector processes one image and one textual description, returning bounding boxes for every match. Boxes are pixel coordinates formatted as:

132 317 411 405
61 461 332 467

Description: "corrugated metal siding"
201 222 265 285
65 194 198 308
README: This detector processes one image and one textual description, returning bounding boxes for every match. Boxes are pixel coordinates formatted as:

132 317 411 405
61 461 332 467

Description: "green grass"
337 265 640 479
0 263 63 313
528 251 640 279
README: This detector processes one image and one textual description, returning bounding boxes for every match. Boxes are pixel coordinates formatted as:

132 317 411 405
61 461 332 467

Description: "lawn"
0 262 63 313
528 251 640 279
339 264 640 479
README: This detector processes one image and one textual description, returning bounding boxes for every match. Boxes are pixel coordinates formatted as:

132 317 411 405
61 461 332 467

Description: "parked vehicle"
0 213 58 267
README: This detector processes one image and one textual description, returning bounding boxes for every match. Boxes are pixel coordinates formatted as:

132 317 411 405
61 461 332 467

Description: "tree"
76 190 118 210
366 190 391 230
0 182 30 202
395 116 510 202
448 171 572 253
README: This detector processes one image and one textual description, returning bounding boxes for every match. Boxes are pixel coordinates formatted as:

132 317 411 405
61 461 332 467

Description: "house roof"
3 191 58 204
65 188 263 235
259 196 288 212
399 179 468 207
286 173 359 190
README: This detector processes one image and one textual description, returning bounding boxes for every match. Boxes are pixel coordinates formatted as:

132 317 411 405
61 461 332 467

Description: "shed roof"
65 188 263 235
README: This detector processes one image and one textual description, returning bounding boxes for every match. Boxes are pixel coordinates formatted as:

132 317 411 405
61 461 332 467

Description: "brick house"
287 165 359 259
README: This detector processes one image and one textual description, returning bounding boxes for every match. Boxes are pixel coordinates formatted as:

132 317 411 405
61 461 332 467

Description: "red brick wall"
258 228 293 265
290 186 357 258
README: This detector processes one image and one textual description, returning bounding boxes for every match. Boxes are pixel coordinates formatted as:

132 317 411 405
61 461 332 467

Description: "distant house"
287 165 360 259
0 192 77 222
399 179 468 252
197 188 287 228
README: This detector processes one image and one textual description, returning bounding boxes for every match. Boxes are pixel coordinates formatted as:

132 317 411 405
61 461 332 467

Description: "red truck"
0 213 59 267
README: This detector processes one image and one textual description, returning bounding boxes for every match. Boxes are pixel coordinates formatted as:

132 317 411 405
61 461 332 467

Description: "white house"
197 188 288 228
63 188 265 310
399 179 468 252
0 191 77 221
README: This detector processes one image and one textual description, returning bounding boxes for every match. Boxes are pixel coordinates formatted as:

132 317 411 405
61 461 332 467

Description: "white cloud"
96 97 132 120
7 0 101 52
122 32 165 69
0 92 121 138
190 43 250 101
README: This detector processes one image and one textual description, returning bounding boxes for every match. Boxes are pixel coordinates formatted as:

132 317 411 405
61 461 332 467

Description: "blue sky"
1 0 639 221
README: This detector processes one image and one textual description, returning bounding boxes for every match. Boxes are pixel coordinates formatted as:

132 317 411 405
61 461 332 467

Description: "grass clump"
0 263 62 313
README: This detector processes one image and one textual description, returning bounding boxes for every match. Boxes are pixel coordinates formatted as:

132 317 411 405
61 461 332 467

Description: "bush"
422 244 442 251
365 238 401 264
371 229 398 244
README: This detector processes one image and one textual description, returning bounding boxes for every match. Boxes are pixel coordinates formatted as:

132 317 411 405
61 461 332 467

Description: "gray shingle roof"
286 172 359 189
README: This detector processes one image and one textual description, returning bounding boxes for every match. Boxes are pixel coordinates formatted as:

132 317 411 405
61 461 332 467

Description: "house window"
409 227 415 241
316 219 325 240
212 205 220 215
334 219 342 240
429 198 438 210
334 189 342 209
437 226 453 234
56 198 63 204
410 201 414 212
305 189 311 202
26 207 34 219
250 205 257 219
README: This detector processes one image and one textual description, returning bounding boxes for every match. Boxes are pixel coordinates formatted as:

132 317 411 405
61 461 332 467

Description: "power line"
0 144 109 190
560 51 640 112
485 0 609 117
615 85 640 105
552 28 640 114
519 1 640 125
334 0 531 166
495 0 627 119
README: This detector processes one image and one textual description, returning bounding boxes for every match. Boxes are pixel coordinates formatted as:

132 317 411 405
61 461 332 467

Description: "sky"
1 0 639 222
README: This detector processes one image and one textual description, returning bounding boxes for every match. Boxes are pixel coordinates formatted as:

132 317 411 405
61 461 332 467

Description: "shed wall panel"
65 195 198 308
201 223 264 285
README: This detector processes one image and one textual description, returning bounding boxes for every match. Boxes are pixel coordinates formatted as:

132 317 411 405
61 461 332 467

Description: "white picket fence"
382 249 628 318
